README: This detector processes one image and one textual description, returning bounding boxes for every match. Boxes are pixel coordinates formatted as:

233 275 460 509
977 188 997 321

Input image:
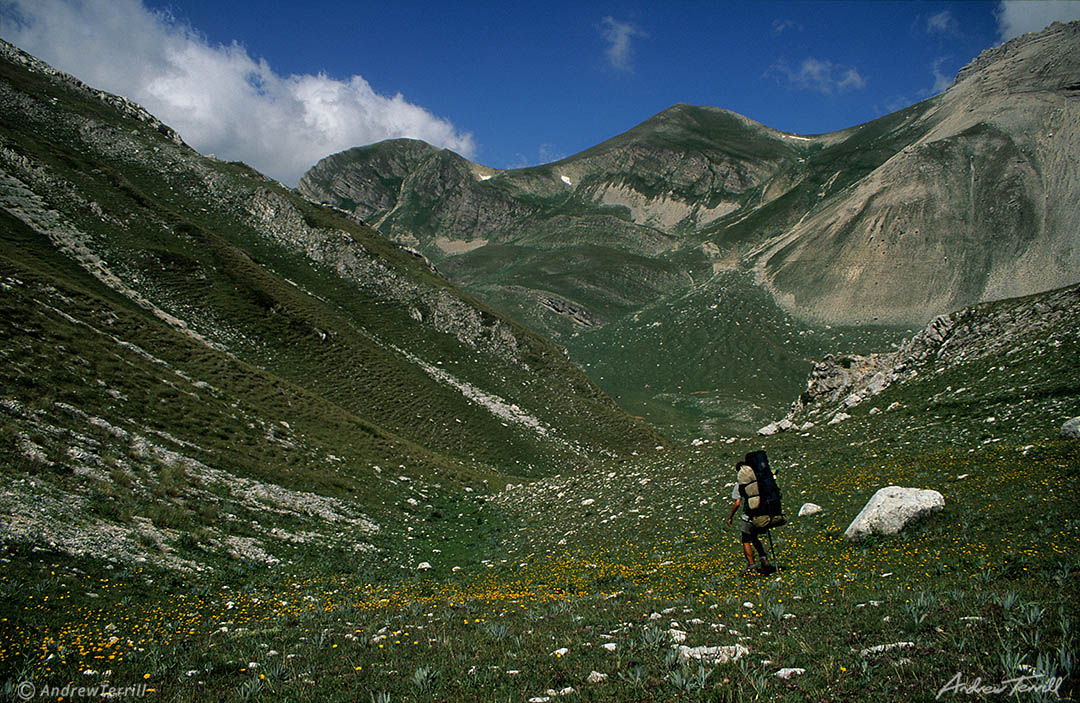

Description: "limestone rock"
844 487 944 540
1061 417 1080 440
798 503 822 517
676 644 748 665
827 412 850 425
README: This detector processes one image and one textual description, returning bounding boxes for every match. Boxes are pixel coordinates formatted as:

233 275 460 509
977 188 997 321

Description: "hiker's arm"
727 498 740 525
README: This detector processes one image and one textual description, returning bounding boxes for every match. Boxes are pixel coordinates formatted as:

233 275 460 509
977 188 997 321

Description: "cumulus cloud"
997 0 1080 40
769 58 867 94
0 0 475 185
600 16 644 72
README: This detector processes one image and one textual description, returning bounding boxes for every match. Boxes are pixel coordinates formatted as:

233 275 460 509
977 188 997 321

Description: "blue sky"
3 0 1078 185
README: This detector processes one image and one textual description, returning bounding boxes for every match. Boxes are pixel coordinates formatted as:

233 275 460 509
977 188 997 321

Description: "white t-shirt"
731 483 749 522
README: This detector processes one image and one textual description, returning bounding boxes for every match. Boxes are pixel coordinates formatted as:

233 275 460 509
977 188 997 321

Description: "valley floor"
3 418 1077 702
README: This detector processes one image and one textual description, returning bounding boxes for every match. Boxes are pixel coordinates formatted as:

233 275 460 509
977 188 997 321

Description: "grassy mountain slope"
0 38 665 582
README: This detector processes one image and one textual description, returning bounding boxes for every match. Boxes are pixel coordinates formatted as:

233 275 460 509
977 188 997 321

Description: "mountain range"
299 21 1080 436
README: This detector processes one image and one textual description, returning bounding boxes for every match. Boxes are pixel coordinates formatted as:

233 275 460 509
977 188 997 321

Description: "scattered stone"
757 422 779 436
551 648 569 657
775 667 805 680
798 503 822 517
828 412 851 425
860 641 914 657
416 562 432 571
586 671 608 683
1061 417 1080 440
676 644 748 665
844 487 944 540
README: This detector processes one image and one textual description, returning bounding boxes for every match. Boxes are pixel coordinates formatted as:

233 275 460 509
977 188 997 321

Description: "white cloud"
772 19 802 34
600 16 644 72
1 0 475 185
926 10 957 35
930 57 952 94
769 58 867 94
996 0 1080 40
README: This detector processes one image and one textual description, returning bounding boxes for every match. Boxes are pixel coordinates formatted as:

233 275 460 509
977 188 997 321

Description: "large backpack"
737 450 787 530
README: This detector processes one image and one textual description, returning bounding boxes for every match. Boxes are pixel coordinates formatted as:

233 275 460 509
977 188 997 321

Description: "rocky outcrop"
844 487 944 540
788 353 897 417
781 283 1080 424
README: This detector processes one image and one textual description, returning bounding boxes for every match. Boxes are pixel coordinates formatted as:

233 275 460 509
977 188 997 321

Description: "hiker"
727 461 775 574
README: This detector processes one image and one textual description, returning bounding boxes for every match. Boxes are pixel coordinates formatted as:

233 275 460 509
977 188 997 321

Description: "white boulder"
1062 417 1080 440
757 422 780 436
844 487 944 540
798 502 823 517
775 667 806 679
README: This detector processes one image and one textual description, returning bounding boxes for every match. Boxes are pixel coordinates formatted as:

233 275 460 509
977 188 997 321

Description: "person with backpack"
727 451 785 574
727 463 773 574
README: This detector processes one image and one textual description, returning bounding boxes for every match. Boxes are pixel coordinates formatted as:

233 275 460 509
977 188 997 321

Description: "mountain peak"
951 19 1080 90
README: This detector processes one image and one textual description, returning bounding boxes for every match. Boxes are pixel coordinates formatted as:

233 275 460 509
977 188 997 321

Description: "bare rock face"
844 487 944 540
1062 417 1080 440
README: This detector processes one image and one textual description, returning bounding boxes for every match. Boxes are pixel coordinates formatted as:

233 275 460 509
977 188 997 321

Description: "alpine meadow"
1 19 1078 703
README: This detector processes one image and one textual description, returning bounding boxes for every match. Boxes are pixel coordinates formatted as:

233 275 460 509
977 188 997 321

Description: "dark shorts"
740 519 762 542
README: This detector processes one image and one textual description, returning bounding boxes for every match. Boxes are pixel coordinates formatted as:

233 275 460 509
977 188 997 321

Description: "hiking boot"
756 561 776 575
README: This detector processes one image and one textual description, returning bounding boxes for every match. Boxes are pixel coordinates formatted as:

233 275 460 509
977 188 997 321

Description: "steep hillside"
0 39 663 576
301 22 1080 438
749 22 1080 326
